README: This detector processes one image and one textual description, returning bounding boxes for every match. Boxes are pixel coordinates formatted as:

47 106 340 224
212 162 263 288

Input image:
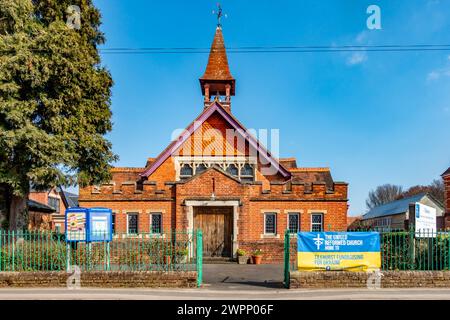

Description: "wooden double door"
194 206 233 257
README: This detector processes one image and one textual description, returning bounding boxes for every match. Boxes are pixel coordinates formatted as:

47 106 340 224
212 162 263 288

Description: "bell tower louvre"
200 25 235 112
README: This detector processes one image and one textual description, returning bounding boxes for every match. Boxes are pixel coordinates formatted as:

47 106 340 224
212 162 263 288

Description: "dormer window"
180 164 193 180
240 163 254 182
226 164 238 177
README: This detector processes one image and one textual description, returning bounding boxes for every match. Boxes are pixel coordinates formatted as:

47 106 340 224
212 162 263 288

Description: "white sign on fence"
414 203 437 237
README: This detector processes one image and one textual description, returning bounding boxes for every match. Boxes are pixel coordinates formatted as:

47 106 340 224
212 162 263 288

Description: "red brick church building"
79 25 349 262
443 167 450 228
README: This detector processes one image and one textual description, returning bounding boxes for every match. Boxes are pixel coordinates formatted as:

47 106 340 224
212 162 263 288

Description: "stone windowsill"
260 234 280 239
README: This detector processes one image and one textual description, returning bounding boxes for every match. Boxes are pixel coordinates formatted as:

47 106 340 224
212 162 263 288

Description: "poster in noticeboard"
66 210 87 241
89 208 112 242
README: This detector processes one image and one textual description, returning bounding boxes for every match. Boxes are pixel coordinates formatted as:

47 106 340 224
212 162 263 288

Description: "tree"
0 0 117 229
366 184 403 210
396 179 445 205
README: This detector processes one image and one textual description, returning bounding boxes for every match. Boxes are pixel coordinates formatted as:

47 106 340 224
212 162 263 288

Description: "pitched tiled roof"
347 216 362 227
54 187 79 208
279 158 297 169
442 167 450 176
362 193 427 220
27 199 55 213
62 190 78 208
290 168 334 188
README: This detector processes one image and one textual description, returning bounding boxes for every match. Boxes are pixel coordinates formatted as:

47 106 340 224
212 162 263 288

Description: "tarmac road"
1 287 450 300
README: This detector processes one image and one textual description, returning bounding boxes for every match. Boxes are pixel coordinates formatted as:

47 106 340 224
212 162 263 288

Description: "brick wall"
0 271 197 288
290 271 450 288
239 240 285 263
80 167 348 237
79 166 348 262
444 173 450 228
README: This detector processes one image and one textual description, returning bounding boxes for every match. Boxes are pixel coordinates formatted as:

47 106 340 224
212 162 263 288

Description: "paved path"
202 264 284 290
1 287 450 300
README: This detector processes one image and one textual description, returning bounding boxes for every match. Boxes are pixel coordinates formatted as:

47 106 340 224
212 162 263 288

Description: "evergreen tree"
0 0 117 229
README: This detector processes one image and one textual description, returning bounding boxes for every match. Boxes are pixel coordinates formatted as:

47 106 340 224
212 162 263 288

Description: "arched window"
195 163 207 174
240 164 254 182
180 164 193 179
226 164 238 176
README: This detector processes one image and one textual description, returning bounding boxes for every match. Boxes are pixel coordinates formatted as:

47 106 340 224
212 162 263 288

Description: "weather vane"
212 3 227 27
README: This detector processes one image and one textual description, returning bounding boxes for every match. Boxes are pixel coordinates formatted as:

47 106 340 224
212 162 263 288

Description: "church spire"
200 24 235 112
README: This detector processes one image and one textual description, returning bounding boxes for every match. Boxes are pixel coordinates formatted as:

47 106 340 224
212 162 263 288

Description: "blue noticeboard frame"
88 207 113 242
65 207 89 242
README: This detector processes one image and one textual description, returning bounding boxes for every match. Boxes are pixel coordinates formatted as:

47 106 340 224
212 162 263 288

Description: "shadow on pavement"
202 264 286 290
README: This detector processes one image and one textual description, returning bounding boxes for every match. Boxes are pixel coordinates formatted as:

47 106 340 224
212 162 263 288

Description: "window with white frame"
288 213 300 234
127 213 138 234
150 213 162 234
264 213 277 235
311 213 324 232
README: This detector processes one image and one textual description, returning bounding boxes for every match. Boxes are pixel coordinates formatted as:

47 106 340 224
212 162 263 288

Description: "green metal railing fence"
284 228 450 287
0 229 203 286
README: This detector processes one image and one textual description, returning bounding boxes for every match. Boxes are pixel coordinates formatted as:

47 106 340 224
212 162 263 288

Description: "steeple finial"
212 3 227 27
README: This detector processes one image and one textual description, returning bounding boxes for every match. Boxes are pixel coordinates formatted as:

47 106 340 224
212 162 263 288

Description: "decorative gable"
140 102 291 180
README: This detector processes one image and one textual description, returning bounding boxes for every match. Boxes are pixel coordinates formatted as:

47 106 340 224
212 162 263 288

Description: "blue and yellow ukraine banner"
297 232 381 272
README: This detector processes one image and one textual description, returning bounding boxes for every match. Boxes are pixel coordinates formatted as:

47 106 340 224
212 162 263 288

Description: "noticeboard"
65 207 112 242
297 232 381 272
88 207 113 242
65 208 88 242
414 203 437 237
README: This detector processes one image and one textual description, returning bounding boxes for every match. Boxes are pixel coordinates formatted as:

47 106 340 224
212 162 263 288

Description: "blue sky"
91 0 450 216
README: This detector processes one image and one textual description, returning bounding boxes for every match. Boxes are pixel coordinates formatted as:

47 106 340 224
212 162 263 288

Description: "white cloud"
427 67 450 81
427 56 450 82
347 52 368 66
427 71 441 81
342 31 370 67
355 31 368 43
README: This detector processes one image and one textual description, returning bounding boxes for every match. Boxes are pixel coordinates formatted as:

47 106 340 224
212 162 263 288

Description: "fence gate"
196 229 203 287
283 231 290 288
